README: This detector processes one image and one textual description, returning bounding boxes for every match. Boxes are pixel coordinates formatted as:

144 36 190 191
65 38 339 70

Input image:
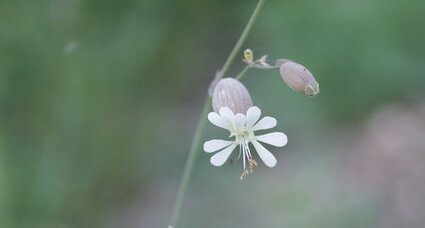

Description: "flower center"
235 130 253 142
235 130 258 180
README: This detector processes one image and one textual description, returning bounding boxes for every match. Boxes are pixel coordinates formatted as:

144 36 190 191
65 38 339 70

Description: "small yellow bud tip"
304 85 315 96
243 49 253 63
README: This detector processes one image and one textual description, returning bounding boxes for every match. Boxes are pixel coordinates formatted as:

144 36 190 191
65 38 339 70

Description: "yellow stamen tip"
240 170 249 180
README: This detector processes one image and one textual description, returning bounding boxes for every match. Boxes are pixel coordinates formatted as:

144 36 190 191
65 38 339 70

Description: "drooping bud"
277 60 319 96
275 58 291 67
212 78 253 114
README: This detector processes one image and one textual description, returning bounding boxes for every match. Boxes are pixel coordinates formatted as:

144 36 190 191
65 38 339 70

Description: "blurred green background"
1 0 425 227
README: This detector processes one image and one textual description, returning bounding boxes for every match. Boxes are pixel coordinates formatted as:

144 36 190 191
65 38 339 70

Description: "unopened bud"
275 58 291 67
278 60 319 96
212 78 253 114
243 49 254 64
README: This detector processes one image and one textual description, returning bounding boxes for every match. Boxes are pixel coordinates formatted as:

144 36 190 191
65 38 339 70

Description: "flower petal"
234 113 246 130
255 132 288 147
246 106 261 128
219 106 235 121
210 143 237 167
251 140 277 167
203 140 234 153
208 112 231 130
252 116 277 131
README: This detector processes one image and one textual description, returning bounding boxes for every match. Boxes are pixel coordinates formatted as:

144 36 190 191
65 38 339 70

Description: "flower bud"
275 58 291 67
243 49 254 64
212 78 253 114
278 60 319 96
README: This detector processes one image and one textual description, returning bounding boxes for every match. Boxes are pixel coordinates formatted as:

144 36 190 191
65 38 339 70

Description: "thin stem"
169 97 211 228
220 0 267 77
169 1 267 227
235 63 279 81
235 65 251 80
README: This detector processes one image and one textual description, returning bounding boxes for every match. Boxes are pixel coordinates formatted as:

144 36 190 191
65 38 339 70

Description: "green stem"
220 0 267 77
235 65 251 80
169 1 266 227
169 97 211 228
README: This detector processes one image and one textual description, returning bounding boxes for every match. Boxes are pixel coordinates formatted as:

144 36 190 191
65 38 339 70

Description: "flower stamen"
248 158 258 173
240 170 249 180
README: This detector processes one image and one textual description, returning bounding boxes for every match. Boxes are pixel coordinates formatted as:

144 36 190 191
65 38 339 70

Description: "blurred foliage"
0 0 424 227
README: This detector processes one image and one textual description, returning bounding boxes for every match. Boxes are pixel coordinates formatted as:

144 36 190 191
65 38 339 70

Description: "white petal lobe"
219 107 235 121
246 106 261 128
251 140 277 167
255 132 288 147
208 112 230 130
204 140 234 153
210 144 237 166
234 113 246 130
252 116 277 131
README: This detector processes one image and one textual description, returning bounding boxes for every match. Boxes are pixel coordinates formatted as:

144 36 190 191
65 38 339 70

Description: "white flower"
203 106 288 179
